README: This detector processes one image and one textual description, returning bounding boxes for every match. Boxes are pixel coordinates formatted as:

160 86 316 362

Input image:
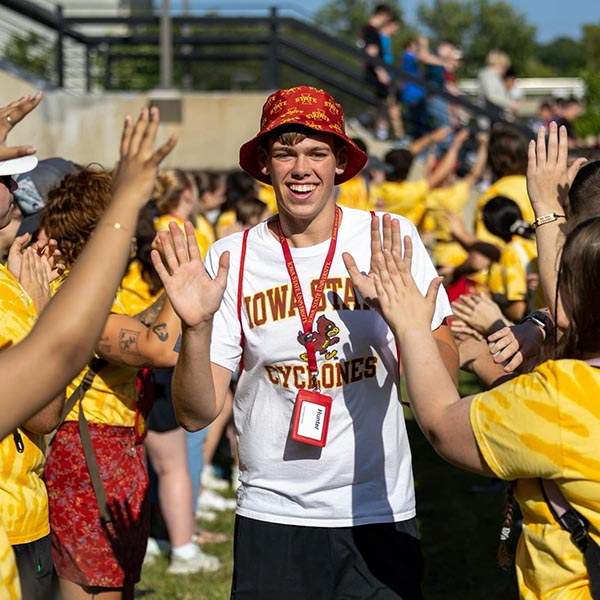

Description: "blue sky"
167 0 595 43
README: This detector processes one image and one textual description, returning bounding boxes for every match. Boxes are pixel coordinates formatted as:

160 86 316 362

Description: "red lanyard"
277 207 341 389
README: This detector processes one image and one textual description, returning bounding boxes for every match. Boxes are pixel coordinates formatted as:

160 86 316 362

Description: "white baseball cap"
0 155 38 177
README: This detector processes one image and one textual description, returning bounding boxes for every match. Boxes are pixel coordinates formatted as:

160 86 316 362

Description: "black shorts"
231 516 423 600
13 534 56 600
365 72 390 101
146 368 179 432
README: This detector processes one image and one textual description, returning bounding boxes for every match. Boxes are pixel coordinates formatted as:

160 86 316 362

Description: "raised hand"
0 92 43 159
374 238 442 337
342 213 399 310
151 221 229 329
111 107 177 210
527 122 586 215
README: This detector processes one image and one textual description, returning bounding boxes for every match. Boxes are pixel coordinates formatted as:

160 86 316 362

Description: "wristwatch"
520 310 553 335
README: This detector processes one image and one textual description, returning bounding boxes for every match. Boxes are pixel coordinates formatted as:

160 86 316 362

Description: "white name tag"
291 389 332 447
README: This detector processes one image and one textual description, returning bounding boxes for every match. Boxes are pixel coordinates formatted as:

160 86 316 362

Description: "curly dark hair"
39 166 112 267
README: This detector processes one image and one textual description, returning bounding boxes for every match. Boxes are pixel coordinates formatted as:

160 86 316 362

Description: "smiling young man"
158 86 458 599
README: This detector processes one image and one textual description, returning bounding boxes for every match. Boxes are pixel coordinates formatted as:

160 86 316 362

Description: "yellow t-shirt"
0 525 19 598
423 180 471 267
257 182 278 215
487 236 538 310
154 214 211 259
118 260 162 317
336 176 370 211
196 214 216 247
474 175 534 246
0 265 48 546
50 274 139 427
378 180 429 227
471 359 600 599
215 209 237 240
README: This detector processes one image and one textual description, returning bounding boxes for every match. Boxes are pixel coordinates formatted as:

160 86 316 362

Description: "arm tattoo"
151 322 169 342
133 293 166 326
119 329 141 355
97 335 112 355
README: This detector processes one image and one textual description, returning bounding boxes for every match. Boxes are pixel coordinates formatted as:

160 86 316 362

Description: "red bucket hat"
239 86 367 186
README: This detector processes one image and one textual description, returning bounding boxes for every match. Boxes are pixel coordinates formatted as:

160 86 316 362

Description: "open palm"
152 221 229 328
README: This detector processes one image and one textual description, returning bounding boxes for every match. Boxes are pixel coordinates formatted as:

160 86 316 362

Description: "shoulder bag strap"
540 479 600 599
59 357 113 525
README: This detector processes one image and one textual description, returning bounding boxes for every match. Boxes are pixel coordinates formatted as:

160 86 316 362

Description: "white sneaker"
167 545 220 575
201 465 230 491
197 489 236 512
143 537 161 566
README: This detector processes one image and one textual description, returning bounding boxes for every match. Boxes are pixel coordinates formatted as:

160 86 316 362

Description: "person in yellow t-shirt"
368 201 600 599
152 169 211 259
257 179 277 215
215 170 262 239
0 162 64 600
481 195 539 322
438 126 533 297
195 170 228 247
422 131 489 271
335 138 379 212
379 127 474 227
40 167 183 599
473 124 533 247
0 259 64 600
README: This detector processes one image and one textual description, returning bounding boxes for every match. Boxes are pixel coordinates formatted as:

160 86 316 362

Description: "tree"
582 23 600 70
534 37 585 77
316 0 404 41
2 32 53 80
568 25 600 141
416 0 536 77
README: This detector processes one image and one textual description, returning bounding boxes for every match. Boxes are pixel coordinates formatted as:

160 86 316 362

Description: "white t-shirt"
205 207 452 527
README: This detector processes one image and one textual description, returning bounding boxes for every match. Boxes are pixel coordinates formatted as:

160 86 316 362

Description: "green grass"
138 371 519 599
137 509 235 599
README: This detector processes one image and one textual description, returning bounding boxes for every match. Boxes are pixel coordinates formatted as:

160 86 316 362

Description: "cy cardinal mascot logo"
297 315 340 361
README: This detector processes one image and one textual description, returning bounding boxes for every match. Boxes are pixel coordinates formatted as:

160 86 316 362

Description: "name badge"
291 389 332 447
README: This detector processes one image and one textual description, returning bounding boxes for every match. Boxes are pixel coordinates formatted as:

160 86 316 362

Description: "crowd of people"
359 3 586 154
0 74 598 600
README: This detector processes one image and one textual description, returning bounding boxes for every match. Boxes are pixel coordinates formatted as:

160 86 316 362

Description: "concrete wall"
1 70 267 171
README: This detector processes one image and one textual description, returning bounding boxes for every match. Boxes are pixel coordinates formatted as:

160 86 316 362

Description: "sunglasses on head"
0 175 18 192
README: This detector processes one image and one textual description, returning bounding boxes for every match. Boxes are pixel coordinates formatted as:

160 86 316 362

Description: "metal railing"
0 1 519 131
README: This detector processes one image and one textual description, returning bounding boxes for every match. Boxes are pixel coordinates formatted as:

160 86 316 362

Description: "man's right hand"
152 221 229 329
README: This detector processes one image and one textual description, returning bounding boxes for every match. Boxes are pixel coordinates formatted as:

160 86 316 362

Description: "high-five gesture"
152 221 229 329
342 213 400 310
370 215 443 338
